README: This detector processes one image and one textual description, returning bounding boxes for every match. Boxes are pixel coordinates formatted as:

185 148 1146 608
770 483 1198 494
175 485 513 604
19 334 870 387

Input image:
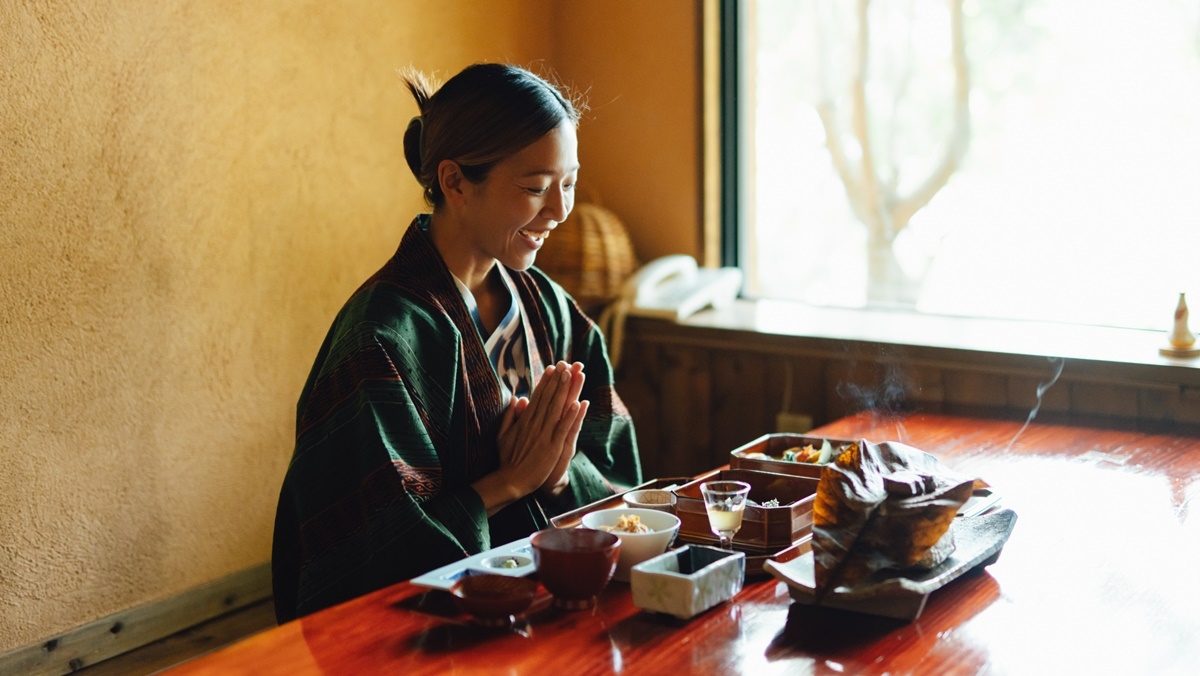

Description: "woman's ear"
438 160 467 206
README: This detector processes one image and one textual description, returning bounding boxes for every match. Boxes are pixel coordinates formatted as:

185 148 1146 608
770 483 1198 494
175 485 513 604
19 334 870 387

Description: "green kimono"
271 216 642 622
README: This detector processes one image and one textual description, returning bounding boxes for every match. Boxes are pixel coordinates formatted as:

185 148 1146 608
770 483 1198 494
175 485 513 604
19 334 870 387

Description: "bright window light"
746 0 1200 331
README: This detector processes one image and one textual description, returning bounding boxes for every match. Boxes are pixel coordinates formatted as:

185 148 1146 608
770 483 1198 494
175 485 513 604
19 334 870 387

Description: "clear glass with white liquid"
700 480 752 550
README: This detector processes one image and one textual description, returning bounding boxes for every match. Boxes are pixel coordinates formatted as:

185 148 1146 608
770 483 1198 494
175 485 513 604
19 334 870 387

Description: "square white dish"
630 545 745 620
410 536 535 591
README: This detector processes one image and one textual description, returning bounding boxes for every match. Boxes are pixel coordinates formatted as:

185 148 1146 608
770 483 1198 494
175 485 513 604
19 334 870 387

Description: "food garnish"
750 439 844 464
600 514 652 534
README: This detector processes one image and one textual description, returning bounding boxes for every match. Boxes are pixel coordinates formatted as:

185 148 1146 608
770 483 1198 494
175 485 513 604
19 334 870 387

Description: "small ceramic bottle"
1168 293 1196 349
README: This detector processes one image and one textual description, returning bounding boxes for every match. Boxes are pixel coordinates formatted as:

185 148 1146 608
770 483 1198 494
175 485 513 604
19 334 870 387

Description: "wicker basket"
536 201 638 308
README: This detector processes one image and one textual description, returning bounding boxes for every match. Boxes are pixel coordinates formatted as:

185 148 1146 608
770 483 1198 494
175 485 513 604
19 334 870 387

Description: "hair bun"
403 115 425 181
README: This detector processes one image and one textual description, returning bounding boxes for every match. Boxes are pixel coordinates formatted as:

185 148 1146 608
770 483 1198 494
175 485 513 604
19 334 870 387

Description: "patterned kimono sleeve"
272 341 489 622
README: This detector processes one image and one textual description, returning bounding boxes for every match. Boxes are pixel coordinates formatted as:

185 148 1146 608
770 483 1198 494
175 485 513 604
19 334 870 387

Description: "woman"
271 63 642 622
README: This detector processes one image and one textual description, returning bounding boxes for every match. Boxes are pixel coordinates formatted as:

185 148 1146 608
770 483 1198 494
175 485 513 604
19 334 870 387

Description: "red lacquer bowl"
531 528 620 609
449 574 538 626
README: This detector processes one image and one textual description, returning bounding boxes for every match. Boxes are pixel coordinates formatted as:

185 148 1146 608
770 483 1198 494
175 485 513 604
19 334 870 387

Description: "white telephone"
624 254 743 321
599 255 743 368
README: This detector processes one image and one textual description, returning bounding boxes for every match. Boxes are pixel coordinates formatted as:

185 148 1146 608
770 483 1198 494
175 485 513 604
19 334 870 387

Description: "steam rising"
835 361 912 417
834 351 1065 452
1007 357 1066 451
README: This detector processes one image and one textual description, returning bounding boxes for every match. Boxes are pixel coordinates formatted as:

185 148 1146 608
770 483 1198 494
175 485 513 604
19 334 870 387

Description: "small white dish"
410 537 535 590
580 507 681 582
630 545 746 620
478 554 533 571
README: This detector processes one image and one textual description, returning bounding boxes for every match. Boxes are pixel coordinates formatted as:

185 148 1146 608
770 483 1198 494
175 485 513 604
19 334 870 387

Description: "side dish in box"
730 433 857 479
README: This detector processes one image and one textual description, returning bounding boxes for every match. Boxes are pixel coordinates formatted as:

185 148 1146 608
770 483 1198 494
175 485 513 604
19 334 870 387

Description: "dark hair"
402 63 583 208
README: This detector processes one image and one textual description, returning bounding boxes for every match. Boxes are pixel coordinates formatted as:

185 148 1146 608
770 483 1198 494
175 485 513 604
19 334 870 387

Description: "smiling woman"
270 63 642 623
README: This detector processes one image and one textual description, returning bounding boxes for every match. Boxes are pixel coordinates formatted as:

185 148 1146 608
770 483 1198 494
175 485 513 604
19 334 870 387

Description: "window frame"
718 0 743 269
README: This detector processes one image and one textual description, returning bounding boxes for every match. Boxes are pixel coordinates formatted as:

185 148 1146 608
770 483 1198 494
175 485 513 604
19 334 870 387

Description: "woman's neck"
427 211 495 296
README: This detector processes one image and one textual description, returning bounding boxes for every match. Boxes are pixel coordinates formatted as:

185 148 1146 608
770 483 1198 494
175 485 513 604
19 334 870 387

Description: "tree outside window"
747 0 1200 330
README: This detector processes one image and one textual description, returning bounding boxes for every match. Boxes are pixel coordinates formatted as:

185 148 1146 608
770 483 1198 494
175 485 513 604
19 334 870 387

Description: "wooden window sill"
614 300 1200 478
629 299 1200 390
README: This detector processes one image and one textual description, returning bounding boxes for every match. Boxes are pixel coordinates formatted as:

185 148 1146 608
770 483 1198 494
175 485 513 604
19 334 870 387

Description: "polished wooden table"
167 413 1200 675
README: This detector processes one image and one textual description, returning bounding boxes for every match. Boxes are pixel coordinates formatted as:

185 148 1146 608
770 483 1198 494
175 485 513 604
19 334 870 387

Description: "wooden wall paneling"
1070 381 1140 419
943 371 1009 409
655 344 714 478
1135 387 1170 424
613 315 1200 468
762 357 790 431
615 343 664 480
1006 372 1072 416
70 600 277 676
781 356 829 428
0 565 270 676
1135 384 1200 426
901 364 947 413
709 350 771 462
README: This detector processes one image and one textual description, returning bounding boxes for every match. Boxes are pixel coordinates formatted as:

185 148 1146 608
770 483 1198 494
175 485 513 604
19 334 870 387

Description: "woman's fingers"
564 362 585 405
557 398 588 448
498 395 525 438
540 399 585 490
522 362 565 432
535 362 585 436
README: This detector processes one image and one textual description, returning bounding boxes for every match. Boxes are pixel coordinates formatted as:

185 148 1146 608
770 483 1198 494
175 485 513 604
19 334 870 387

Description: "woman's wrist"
471 469 526 517
538 472 570 499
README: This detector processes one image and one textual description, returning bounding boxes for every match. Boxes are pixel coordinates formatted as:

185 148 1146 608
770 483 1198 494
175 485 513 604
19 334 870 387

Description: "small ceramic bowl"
449 573 538 626
580 507 682 582
531 528 620 609
622 489 677 513
630 545 746 620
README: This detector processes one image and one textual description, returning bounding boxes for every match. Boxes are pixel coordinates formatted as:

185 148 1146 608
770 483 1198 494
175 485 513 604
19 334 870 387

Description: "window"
735 0 1200 332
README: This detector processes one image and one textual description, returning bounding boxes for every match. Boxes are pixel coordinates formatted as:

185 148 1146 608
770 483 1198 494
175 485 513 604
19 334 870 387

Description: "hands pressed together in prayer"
474 361 588 516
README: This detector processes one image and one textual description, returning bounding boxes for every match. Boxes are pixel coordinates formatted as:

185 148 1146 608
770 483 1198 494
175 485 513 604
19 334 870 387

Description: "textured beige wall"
0 0 566 652
1 0 703 653
557 0 702 261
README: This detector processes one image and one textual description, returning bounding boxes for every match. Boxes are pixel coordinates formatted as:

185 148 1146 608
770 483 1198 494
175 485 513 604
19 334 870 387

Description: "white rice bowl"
580 507 681 582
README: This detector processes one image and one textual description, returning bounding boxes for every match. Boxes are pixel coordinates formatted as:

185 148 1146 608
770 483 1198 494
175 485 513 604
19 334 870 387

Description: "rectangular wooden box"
728 433 857 479
673 469 818 552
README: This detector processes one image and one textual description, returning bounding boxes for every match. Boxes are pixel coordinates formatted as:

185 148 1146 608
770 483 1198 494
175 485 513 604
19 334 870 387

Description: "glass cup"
700 480 752 550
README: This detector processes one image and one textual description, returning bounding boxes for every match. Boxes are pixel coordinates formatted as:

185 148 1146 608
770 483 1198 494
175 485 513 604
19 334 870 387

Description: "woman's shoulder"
325 270 460 351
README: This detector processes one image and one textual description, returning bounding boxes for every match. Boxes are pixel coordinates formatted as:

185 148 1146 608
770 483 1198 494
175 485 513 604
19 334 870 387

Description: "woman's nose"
542 186 571 223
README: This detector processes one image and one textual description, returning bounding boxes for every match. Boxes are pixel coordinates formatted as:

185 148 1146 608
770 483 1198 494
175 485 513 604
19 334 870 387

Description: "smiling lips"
519 228 550 245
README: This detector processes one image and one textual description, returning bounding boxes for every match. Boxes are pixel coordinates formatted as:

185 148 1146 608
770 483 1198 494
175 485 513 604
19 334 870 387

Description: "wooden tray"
413 479 692 591
550 477 693 528
763 508 1018 620
554 476 812 577
675 531 811 577
673 469 818 551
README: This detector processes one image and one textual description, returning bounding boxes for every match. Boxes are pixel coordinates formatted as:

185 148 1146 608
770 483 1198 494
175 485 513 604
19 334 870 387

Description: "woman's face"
459 121 579 272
